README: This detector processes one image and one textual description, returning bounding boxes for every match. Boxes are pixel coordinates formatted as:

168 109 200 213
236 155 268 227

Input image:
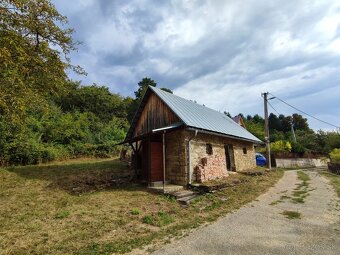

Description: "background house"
123 86 262 186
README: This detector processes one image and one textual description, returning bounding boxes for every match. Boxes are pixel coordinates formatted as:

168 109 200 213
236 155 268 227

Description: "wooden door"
150 142 163 182
225 144 236 172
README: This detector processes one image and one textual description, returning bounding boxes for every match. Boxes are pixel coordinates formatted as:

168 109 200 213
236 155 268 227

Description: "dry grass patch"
321 171 340 198
0 160 283 255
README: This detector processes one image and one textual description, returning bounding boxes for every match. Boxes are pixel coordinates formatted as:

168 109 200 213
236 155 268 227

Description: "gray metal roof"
149 86 262 143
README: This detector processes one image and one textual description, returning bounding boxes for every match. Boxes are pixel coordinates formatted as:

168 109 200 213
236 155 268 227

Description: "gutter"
187 129 198 185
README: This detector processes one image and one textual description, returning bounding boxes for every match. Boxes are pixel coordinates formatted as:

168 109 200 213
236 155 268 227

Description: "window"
243 147 247 154
206 143 213 155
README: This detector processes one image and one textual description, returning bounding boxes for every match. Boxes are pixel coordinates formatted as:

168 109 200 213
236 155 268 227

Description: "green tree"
160 87 173 94
0 0 83 121
134 77 157 102
54 82 126 122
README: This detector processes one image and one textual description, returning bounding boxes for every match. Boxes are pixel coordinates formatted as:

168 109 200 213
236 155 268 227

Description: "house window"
206 143 213 155
243 147 247 154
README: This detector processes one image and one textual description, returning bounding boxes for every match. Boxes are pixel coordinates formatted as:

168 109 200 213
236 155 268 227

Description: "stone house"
123 86 262 186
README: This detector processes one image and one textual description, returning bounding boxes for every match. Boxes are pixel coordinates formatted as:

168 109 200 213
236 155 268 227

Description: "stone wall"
184 131 256 183
164 129 257 185
165 129 188 185
233 143 256 171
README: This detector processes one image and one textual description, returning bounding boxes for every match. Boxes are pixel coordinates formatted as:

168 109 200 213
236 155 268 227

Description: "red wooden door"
150 142 163 182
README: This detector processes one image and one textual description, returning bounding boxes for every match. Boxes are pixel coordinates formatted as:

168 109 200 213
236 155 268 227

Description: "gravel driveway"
153 169 340 255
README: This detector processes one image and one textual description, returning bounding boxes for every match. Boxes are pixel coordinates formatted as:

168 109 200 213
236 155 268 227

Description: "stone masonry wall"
165 129 188 186
184 131 256 183
164 129 257 185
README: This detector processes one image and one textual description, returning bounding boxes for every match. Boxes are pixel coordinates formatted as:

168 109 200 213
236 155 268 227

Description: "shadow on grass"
4 159 147 195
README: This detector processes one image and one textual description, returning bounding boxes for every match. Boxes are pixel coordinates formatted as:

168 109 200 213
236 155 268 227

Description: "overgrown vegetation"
329 148 340 163
0 160 283 254
281 210 301 219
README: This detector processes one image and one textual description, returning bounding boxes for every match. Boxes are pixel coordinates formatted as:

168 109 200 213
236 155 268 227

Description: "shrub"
142 215 154 225
55 211 70 219
329 148 340 163
130 209 140 215
291 142 306 154
270 140 292 153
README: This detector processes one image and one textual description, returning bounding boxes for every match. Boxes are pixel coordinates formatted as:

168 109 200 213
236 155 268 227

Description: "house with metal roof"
123 86 262 187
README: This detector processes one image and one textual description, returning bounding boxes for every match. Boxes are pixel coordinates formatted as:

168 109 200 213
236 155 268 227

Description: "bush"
291 142 306 154
270 140 292 153
329 148 340 163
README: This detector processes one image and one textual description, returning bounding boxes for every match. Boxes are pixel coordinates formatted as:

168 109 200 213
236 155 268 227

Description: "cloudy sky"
53 0 340 130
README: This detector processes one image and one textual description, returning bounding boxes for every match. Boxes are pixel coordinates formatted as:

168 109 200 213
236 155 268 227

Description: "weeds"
281 210 301 219
55 210 70 219
131 208 140 215
142 211 174 227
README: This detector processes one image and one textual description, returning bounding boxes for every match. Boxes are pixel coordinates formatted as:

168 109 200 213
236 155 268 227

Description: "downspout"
188 130 198 186
162 131 166 194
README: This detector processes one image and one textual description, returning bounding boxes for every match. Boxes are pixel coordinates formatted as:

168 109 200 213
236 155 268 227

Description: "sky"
53 0 340 131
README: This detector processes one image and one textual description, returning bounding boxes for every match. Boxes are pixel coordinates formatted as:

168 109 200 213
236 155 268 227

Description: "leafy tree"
0 0 83 121
54 82 126 122
244 119 265 141
292 113 309 131
134 77 157 102
224 111 232 118
160 88 173 94
269 113 282 131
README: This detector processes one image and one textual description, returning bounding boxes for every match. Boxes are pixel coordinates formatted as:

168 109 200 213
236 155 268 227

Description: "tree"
0 0 83 121
160 87 173 94
224 111 232 118
268 113 282 131
134 77 157 102
54 82 127 122
292 114 309 131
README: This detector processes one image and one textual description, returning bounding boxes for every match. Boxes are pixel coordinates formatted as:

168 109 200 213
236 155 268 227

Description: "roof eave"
186 126 264 144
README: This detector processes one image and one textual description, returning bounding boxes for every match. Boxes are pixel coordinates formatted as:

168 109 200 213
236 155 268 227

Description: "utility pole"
262 92 272 169
291 121 297 143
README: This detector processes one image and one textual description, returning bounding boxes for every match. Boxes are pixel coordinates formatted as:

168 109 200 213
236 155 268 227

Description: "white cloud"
53 0 340 130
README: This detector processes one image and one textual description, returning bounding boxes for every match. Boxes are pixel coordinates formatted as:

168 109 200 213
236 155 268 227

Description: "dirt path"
152 170 340 255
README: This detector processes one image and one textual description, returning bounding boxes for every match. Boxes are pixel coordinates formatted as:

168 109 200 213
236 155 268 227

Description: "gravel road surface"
152 170 340 255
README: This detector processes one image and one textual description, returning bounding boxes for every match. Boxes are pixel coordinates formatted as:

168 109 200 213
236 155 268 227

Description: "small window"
206 143 213 155
243 147 247 154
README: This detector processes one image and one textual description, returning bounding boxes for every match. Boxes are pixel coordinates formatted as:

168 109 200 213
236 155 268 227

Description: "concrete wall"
275 158 329 168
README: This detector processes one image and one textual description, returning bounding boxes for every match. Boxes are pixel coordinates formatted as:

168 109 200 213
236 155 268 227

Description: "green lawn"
0 160 283 255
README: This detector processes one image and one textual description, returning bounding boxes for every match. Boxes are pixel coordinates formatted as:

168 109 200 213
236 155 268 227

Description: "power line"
267 100 280 115
269 93 339 129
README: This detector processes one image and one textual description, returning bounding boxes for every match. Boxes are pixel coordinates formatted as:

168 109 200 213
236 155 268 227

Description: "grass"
321 171 340 197
0 159 284 255
281 210 301 219
290 171 310 204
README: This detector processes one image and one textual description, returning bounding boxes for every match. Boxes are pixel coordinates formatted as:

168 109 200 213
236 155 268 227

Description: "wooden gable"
133 92 180 137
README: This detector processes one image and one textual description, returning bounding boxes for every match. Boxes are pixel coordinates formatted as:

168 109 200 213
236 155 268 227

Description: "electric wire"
267 100 280 116
269 93 339 129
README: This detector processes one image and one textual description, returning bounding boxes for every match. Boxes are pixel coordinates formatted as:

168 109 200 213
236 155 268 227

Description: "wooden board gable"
133 92 180 137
